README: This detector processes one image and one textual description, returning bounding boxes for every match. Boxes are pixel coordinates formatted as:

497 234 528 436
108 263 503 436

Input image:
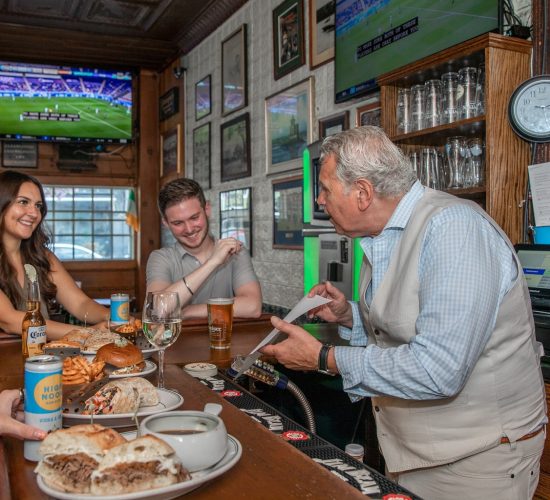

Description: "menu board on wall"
1 141 38 168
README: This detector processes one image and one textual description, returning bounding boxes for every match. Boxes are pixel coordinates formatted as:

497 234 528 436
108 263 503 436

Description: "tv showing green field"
335 0 500 103
0 61 133 143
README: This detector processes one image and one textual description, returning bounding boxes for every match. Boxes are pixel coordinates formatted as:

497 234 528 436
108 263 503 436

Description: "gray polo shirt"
146 240 259 304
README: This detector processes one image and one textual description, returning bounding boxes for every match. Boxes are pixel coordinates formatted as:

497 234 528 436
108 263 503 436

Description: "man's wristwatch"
317 343 336 376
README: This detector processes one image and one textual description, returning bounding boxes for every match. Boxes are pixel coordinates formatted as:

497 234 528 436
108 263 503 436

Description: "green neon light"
303 237 319 295
303 147 312 224
352 238 363 301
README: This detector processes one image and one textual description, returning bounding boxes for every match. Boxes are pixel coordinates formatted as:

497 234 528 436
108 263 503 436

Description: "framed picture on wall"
265 77 313 175
221 112 251 182
272 0 305 80
222 24 248 116
195 75 211 120
193 123 211 190
219 187 252 254
356 100 381 127
272 175 304 249
318 110 349 140
160 125 181 177
308 0 335 69
159 87 179 121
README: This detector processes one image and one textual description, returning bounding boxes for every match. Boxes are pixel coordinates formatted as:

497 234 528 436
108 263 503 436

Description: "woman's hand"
0 389 47 440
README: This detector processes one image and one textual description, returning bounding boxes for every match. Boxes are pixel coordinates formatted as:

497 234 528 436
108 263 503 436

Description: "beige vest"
359 188 546 472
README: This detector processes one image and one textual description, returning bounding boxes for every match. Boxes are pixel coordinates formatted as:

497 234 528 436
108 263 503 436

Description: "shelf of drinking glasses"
390 116 485 146
444 186 485 199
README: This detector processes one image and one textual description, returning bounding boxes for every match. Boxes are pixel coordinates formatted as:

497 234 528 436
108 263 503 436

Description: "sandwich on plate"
90 435 191 494
83 330 123 353
34 424 126 493
84 376 159 414
94 338 145 376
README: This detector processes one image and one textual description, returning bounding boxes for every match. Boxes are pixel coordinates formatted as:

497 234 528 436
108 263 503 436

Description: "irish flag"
126 188 139 232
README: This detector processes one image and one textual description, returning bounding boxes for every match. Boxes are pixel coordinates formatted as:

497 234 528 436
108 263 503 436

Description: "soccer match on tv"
0 61 133 143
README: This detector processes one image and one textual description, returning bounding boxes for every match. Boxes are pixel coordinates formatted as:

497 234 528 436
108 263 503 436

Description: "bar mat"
189 369 422 499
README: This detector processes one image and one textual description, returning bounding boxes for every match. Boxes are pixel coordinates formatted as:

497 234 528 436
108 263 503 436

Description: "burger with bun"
94 338 144 376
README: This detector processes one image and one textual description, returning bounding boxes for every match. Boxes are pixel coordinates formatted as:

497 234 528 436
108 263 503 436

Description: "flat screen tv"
0 60 134 143
335 0 502 103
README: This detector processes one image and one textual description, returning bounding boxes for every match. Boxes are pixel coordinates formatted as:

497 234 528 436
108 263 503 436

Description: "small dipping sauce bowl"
140 403 227 472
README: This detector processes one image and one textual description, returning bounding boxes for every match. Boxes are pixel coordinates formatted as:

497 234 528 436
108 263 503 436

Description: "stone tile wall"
183 0 532 311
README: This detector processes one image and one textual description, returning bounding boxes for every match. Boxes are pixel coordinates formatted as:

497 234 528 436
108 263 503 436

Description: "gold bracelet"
182 276 194 295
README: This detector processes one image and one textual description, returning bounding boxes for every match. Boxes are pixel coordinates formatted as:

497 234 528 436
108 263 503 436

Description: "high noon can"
110 293 130 325
24 355 62 461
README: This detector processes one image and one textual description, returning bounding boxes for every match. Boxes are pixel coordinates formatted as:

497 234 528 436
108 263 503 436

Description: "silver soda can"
110 293 129 325
24 354 62 461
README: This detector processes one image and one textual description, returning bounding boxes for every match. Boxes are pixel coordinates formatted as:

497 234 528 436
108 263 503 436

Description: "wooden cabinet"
378 33 531 244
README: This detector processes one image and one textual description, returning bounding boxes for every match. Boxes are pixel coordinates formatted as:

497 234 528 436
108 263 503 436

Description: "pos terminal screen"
517 248 550 291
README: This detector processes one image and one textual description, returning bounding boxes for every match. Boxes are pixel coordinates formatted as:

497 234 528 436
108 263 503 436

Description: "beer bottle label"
27 325 46 344
27 325 46 356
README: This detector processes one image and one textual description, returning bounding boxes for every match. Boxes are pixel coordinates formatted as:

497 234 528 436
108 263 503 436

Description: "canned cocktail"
110 293 129 325
24 355 62 461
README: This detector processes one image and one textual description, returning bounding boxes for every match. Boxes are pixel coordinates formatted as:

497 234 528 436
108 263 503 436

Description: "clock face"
508 76 550 142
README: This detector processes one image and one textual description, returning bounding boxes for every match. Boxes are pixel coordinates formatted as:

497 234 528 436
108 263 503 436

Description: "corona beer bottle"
22 264 46 359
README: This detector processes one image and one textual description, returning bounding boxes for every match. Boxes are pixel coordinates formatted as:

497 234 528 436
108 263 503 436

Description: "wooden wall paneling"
64 262 136 300
159 59 186 182
484 44 530 244
136 70 161 309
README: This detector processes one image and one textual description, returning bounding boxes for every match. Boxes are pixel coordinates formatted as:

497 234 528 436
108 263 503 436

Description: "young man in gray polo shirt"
146 178 262 319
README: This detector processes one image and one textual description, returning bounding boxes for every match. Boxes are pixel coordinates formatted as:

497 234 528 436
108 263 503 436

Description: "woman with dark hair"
0 170 109 339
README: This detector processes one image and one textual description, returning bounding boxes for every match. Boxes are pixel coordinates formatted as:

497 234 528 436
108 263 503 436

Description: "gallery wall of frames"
180 0 380 309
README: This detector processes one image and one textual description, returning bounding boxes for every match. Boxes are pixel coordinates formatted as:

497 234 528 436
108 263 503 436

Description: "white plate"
36 434 242 500
81 357 157 379
81 346 159 358
109 360 157 379
62 388 183 428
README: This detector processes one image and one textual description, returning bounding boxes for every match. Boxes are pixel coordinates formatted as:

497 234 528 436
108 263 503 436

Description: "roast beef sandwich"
84 376 158 414
90 435 190 494
34 424 126 493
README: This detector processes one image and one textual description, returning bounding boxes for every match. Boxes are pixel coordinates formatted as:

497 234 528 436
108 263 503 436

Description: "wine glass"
142 291 181 389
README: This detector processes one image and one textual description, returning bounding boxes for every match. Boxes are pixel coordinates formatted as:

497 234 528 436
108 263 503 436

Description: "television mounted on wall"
0 60 134 144
334 0 502 103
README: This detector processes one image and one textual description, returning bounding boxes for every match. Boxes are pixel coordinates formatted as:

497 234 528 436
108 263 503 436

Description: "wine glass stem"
157 348 166 389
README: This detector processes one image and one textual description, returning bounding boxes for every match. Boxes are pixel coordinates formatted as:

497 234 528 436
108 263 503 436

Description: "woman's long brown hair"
0 170 57 310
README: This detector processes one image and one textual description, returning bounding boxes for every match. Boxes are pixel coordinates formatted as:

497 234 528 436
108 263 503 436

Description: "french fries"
62 356 105 385
114 319 142 334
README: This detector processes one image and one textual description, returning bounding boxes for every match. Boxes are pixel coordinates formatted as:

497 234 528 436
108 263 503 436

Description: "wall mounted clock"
508 75 550 143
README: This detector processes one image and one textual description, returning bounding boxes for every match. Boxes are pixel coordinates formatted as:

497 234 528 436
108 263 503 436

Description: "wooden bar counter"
0 321 370 500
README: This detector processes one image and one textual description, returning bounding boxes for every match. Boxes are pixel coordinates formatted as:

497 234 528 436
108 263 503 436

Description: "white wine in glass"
142 291 181 388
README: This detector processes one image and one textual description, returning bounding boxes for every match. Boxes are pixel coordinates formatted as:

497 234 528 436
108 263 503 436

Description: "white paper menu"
231 294 333 379
528 162 550 227
250 294 333 354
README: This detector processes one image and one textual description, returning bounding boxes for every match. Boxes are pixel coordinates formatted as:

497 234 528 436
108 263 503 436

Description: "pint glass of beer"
207 298 234 349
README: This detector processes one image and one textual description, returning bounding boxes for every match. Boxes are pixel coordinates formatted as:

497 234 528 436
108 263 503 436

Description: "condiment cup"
139 403 227 472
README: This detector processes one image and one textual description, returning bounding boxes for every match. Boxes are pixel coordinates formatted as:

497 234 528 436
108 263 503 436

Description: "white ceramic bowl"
139 403 228 472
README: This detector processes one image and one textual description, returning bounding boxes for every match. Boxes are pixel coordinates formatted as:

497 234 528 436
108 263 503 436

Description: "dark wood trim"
532 1 550 165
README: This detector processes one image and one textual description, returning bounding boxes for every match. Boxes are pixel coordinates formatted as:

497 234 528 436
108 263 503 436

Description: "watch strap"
318 343 335 375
